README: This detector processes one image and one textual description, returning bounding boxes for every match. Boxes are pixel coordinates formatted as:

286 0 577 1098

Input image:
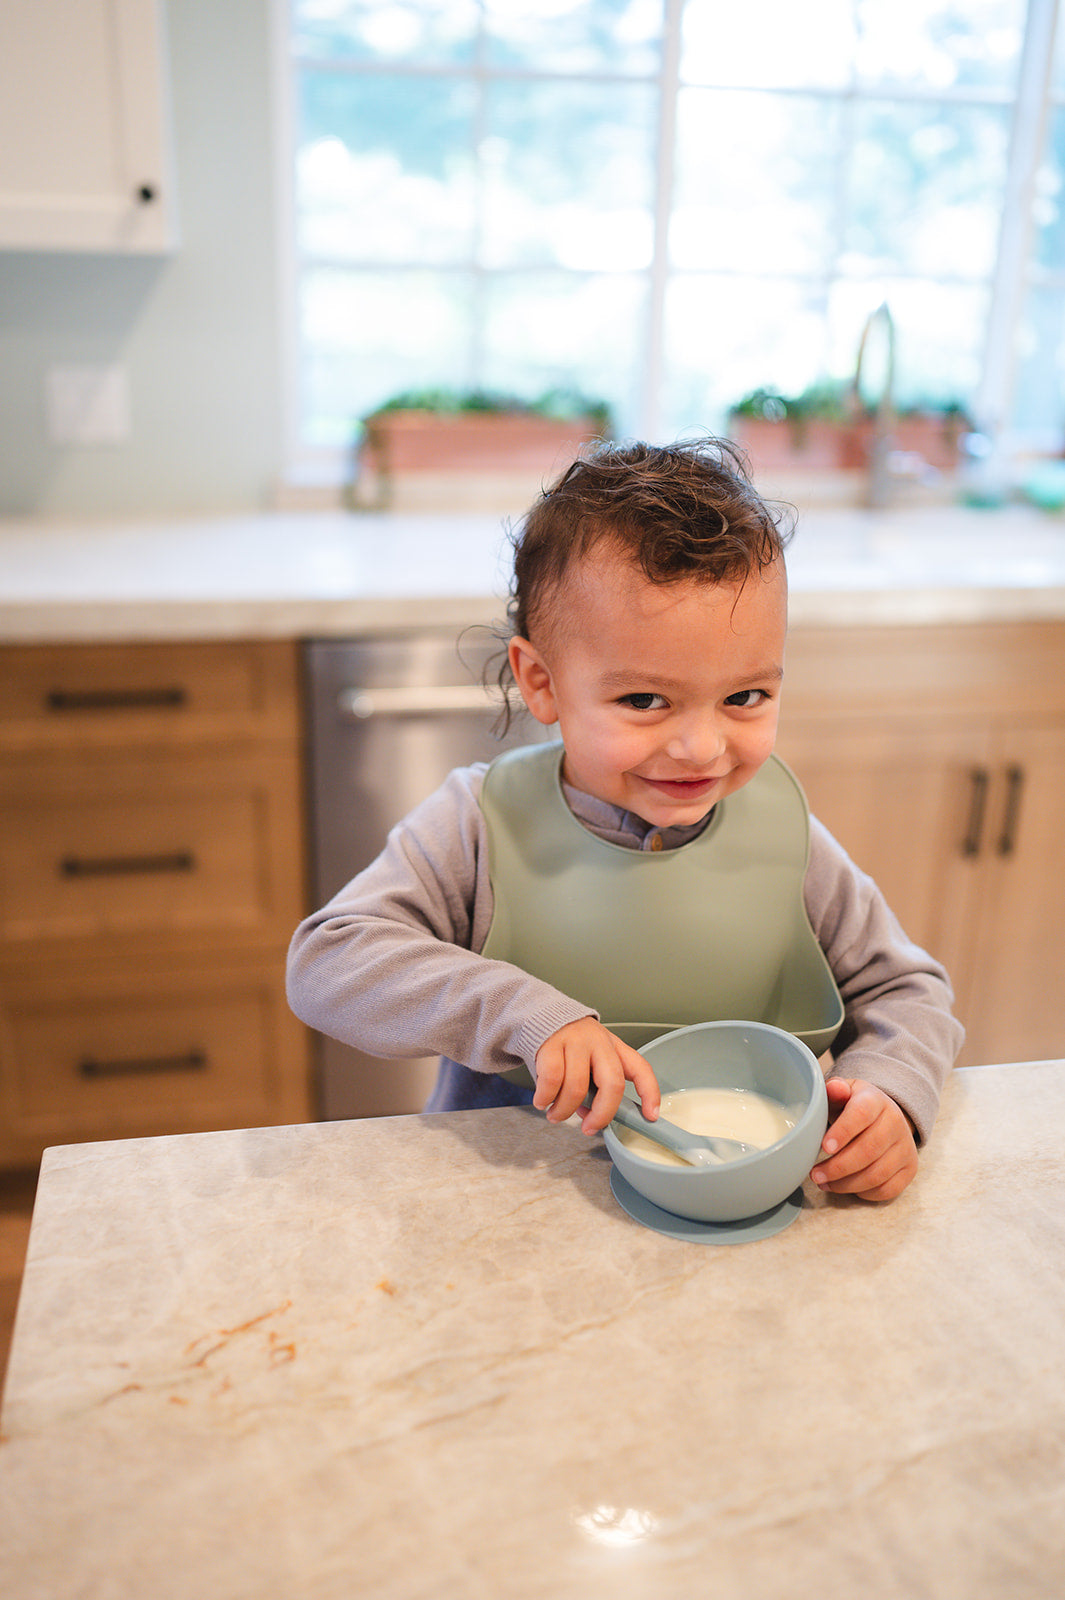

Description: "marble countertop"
3 1060 1064 1599
1 504 1064 643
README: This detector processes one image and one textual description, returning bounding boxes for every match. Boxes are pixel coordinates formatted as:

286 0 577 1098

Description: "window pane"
1013 285 1065 440
482 0 662 74
680 0 854 89
854 0 1025 92
480 80 656 269
297 73 476 262
479 272 648 431
293 0 479 65
671 91 842 273
843 102 1010 278
299 269 475 446
827 279 989 406
661 276 832 437
1032 104 1065 277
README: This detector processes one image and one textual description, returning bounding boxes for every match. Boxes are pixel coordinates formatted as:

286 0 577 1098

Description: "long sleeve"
804 817 964 1143
288 764 964 1135
285 765 595 1079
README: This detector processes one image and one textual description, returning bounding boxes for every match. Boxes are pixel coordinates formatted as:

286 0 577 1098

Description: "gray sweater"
287 762 964 1142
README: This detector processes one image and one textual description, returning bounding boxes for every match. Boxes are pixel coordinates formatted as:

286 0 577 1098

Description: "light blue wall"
0 0 284 516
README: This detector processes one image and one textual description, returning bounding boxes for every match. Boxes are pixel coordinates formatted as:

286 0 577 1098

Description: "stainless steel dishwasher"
303 630 548 1118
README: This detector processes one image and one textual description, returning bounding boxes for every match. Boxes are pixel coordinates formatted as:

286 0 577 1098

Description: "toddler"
288 438 963 1202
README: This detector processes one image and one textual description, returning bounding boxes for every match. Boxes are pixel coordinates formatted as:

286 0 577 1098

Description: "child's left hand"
810 1077 918 1202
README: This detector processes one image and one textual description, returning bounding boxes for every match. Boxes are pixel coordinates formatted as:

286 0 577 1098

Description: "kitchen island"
2 1060 1063 1599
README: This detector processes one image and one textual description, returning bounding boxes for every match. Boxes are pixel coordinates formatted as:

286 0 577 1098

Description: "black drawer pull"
79 1050 208 1079
60 851 196 878
997 764 1025 856
46 686 187 712
961 767 989 857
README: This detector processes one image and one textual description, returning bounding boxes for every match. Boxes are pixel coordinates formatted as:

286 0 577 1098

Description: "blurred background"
288 0 1065 477
2 0 1064 515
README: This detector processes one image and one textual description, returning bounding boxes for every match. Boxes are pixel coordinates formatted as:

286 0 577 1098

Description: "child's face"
509 547 787 829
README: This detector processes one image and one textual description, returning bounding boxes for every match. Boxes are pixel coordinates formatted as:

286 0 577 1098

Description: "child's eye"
620 692 668 711
724 689 768 708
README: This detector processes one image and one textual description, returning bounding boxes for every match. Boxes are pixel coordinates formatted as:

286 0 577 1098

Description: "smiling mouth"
641 774 722 796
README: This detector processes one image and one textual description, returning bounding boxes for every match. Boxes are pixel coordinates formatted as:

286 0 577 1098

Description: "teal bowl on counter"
603 1020 828 1224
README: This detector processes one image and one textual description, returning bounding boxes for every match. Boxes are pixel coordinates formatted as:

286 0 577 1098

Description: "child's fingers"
531 1039 566 1112
533 1024 657 1134
580 1040 660 1135
818 1078 877 1157
824 1075 853 1111
548 1046 608 1125
812 1141 916 1201
811 1080 918 1200
619 1042 660 1122
536 1021 625 1128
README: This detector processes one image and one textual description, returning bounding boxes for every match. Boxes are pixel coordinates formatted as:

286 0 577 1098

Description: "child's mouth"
641 774 721 801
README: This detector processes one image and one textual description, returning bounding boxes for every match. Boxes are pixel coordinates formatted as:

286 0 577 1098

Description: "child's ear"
508 636 558 725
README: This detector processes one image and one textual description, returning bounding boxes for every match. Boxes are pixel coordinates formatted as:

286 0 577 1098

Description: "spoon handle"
609 1097 746 1164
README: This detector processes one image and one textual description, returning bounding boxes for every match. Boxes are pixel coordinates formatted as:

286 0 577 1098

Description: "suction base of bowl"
609 1169 805 1244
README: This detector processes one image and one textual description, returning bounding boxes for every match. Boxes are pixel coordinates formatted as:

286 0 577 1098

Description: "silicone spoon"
608 1096 752 1167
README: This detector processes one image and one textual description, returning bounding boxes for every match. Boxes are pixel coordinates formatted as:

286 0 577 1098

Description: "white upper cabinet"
0 0 176 253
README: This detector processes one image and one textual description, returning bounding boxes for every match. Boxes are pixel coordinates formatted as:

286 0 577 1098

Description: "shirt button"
649 833 664 851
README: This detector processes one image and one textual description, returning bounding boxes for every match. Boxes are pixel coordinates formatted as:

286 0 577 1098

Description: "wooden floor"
0 1167 38 1397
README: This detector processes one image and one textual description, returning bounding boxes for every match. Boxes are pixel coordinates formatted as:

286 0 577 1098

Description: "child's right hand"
533 1018 661 1136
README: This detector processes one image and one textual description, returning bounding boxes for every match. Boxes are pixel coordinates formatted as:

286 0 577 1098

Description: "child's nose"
666 714 726 765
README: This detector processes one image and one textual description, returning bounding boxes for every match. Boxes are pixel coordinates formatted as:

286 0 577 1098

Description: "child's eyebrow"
597 663 784 691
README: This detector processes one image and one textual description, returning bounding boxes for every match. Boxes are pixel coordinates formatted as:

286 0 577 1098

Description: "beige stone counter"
2 1060 1064 1598
1 504 1064 642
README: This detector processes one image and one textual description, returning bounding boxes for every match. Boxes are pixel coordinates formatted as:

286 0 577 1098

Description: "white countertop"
2 1060 1064 1599
1 504 1064 642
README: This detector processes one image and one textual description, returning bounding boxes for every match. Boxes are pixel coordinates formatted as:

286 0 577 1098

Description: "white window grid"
275 0 1065 485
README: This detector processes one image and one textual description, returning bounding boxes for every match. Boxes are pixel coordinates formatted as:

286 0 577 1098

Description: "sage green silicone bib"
480 743 843 1083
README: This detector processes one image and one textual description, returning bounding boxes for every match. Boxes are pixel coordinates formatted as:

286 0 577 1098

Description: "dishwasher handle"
337 684 506 720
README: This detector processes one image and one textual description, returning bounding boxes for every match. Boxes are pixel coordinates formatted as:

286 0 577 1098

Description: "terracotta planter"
729 412 964 476
728 415 850 472
355 409 606 509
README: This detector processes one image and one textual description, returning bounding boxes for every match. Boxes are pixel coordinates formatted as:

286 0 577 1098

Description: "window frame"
275 0 1064 492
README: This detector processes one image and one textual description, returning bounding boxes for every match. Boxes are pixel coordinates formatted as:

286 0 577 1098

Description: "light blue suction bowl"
603 1020 828 1223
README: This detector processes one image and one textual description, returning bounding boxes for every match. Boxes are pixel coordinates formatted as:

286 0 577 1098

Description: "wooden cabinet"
0 0 175 253
0 640 312 1164
777 619 1065 1068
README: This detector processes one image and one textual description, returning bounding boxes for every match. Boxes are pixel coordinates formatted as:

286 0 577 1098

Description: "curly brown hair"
491 436 792 720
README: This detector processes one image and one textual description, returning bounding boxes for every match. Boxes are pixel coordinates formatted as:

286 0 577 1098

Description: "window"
282 0 1064 474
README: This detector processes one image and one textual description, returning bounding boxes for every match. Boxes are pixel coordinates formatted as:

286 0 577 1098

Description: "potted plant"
353 387 613 510
728 381 855 470
728 383 971 476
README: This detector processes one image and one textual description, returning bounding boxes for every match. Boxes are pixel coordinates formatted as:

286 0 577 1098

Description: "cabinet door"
776 718 988 984
0 0 174 252
0 748 303 949
960 725 1065 1066
0 955 312 1162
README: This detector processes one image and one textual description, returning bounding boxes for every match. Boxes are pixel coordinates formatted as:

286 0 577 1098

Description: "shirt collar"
560 778 713 852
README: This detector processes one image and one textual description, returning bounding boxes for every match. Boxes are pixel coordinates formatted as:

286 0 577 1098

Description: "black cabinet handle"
60 851 196 878
961 767 989 857
136 184 157 204
46 686 187 712
997 765 1025 856
79 1050 207 1079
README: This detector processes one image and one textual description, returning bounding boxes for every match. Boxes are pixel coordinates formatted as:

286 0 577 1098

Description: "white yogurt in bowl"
613 1086 796 1167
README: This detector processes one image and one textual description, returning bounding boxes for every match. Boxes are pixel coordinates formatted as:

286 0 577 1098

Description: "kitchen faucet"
851 301 896 509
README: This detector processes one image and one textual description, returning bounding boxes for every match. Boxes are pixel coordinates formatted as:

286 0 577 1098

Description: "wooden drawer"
0 749 302 945
783 620 1065 721
0 639 300 750
0 959 312 1158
